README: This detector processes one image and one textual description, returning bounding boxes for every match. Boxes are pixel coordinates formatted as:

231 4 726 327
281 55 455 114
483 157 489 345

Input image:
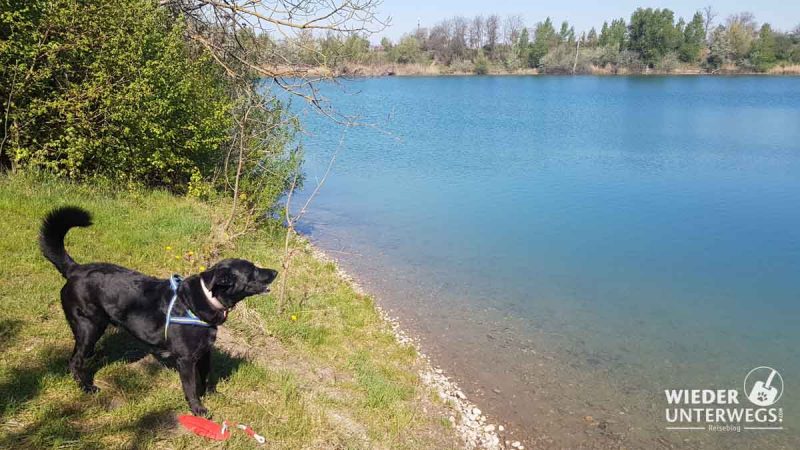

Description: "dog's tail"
39 206 92 278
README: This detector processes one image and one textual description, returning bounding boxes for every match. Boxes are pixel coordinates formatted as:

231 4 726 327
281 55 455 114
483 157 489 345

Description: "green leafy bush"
1 0 233 190
227 92 303 218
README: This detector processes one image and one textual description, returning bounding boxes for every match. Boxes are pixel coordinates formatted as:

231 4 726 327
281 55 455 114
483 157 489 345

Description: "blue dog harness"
165 275 211 339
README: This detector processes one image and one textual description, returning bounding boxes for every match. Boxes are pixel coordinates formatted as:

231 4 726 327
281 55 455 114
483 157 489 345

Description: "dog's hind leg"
62 293 108 393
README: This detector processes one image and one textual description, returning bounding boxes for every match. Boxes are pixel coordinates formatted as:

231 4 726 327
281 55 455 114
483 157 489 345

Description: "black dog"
39 206 277 416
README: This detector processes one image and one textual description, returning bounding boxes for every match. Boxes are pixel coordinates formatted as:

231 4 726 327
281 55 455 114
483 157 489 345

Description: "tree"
600 18 627 51
341 34 370 63
390 35 423 63
516 27 531 67
486 14 500 58
380 37 393 50
775 26 800 63
414 26 429 49
530 18 557 67
628 8 682 66
469 16 485 49
750 23 777 71
319 32 343 64
680 12 706 62
599 22 610 45
703 6 717 41
586 28 599 47
707 25 733 69
725 12 758 61
159 0 386 241
559 21 575 43
676 18 686 35
450 16 469 60
427 22 451 62
504 15 525 45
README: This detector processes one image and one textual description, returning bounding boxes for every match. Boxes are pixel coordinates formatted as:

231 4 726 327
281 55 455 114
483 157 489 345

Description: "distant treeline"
287 8 800 74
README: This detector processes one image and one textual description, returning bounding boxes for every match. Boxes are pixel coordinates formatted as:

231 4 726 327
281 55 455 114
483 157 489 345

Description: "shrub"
503 52 522 72
449 59 474 74
473 52 489 75
540 45 573 73
389 36 423 64
655 52 681 72
1 0 232 191
540 45 593 74
592 45 621 68
616 50 646 73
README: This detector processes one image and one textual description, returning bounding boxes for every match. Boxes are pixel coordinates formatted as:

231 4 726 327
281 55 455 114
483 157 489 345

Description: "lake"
290 76 800 448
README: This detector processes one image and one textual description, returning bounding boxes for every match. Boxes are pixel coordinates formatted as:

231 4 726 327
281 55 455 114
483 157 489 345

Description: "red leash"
223 420 267 444
178 415 266 444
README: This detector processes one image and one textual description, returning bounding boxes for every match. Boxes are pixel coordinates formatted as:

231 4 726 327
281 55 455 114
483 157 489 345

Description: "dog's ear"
202 267 235 290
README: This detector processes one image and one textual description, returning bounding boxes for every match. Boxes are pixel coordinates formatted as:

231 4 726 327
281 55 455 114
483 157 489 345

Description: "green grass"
0 174 458 449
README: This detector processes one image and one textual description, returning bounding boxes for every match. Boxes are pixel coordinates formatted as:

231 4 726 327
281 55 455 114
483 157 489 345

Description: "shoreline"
305 63 800 78
308 243 522 450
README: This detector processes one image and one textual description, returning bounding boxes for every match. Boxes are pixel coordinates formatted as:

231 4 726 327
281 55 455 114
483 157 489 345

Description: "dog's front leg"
196 350 211 397
177 356 208 417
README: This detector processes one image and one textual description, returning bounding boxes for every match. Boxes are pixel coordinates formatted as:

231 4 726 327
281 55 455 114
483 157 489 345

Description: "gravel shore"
310 244 516 449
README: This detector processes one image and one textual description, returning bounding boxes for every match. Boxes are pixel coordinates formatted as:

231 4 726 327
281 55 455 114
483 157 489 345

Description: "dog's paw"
81 384 100 394
191 405 210 418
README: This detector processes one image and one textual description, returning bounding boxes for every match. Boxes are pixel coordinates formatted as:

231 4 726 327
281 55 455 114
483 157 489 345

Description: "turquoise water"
292 76 800 447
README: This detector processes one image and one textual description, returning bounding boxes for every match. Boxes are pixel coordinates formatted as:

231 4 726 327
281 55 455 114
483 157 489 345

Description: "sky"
370 0 799 42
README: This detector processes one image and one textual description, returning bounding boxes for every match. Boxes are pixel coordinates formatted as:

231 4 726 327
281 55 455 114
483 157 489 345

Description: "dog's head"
199 259 278 309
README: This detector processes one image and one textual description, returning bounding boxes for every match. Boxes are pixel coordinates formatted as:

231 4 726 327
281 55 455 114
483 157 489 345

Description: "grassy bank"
0 174 459 449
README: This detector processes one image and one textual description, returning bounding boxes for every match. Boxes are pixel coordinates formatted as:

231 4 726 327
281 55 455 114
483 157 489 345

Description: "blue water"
290 76 800 447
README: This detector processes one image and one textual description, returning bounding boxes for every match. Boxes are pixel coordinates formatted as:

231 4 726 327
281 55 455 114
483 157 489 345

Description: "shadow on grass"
0 346 69 416
98 328 246 391
0 326 247 448
0 319 23 352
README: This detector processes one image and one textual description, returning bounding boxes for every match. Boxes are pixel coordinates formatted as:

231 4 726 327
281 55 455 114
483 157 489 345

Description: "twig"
0 68 18 167
224 96 253 231
278 127 348 310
